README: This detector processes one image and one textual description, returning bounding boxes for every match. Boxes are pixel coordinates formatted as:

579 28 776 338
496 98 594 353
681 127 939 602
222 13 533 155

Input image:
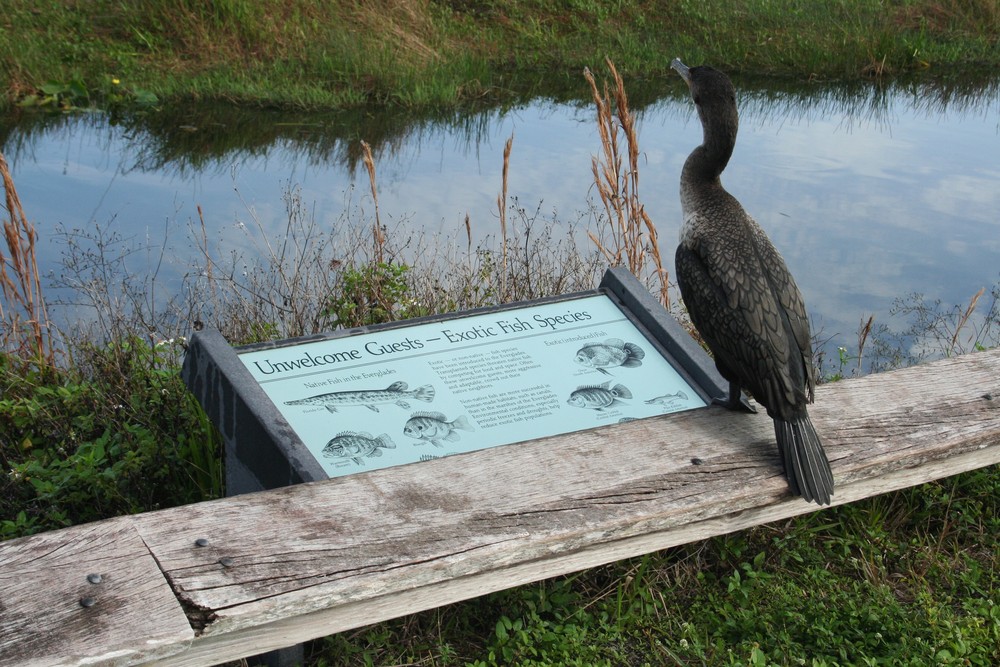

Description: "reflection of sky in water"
4 79 999 363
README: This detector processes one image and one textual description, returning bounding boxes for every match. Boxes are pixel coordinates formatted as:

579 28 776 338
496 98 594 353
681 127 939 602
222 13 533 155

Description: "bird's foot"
712 383 757 413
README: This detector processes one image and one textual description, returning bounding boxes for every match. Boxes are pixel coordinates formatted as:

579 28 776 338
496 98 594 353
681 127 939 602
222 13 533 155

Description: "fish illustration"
323 431 396 465
284 381 434 413
574 338 645 375
566 382 632 411
403 412 473 447
645 390 689 407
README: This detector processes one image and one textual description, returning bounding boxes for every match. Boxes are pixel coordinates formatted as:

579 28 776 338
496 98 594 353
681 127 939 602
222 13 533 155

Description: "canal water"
2 74 998 370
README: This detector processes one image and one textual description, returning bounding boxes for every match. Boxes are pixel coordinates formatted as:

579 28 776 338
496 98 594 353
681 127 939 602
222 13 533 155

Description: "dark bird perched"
670 58 834 505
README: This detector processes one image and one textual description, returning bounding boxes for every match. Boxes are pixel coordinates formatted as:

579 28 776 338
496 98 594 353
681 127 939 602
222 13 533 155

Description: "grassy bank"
2 0 1000 110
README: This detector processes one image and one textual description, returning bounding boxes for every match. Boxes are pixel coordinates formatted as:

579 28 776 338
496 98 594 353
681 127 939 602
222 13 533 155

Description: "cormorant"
670 58 834 505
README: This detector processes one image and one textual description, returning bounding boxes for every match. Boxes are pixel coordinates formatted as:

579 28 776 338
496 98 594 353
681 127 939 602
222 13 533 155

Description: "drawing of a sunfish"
566 382 632 411
645 391 689 406
323 431 396 465
285 381 434 413
574 338 645 375
403 412 473 447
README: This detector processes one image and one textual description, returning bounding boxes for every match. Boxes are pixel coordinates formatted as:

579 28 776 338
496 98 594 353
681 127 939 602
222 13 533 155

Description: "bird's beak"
670 58 691 85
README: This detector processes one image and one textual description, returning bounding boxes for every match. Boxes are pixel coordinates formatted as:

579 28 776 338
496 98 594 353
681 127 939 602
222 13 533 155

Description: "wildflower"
112 78 121 85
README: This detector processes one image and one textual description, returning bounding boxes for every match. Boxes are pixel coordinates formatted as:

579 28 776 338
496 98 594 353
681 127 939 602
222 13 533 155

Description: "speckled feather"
672 60 833 505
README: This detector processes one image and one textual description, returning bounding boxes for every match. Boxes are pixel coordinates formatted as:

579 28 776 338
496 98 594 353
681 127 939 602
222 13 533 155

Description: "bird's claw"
712 393 757 414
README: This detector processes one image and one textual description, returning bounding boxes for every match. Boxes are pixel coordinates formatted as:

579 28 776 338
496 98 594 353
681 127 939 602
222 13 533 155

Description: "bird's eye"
693 94 702 105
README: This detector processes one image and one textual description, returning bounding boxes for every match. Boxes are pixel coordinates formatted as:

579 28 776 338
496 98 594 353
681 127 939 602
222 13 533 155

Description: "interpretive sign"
239 292 704 477
182 268 729 492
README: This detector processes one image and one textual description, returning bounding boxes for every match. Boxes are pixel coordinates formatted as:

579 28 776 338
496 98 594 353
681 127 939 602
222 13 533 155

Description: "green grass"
2 0 999 110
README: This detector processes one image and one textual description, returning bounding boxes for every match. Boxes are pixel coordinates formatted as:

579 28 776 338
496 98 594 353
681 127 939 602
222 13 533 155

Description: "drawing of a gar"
284 381 435 413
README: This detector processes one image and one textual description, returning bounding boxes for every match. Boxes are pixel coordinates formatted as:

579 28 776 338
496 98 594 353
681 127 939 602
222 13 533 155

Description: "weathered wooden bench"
2 348 998 666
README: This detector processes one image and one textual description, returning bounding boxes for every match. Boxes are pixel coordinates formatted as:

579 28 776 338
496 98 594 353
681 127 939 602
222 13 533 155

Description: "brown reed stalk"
358 139 402 321
360 140 386 266
0 150 54 365
497 133 513 301
856 314 874 374
584 59 669 308
950 287 985 355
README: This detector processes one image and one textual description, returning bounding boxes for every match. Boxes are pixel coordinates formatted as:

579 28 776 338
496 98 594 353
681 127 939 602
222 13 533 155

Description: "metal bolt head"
86 573 103 584
194 538 210 547
79 596 96 608
218 557 235 568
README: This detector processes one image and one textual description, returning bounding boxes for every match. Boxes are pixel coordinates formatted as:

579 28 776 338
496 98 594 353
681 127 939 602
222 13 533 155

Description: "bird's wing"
752 224 816 400
675 212 803 419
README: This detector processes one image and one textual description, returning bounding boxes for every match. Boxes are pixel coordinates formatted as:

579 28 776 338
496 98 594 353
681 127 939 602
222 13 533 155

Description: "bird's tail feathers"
775 414 834 506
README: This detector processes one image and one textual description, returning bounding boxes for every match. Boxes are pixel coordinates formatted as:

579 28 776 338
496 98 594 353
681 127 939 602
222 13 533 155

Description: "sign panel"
238 293 705 477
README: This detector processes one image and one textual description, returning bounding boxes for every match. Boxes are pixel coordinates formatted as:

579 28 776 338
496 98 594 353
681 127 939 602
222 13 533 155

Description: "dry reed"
1 150 55 364
361 140 387 265
497 133 513 300
584 58 669 308
951 287 985 355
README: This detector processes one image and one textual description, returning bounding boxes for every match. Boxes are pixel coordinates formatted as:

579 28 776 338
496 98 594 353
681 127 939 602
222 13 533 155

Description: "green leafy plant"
324 262 428 328
1 338 222 538
17 76 158 111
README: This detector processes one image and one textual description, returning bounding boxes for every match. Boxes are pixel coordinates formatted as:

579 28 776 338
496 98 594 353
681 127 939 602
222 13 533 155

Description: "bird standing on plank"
671 58 834 505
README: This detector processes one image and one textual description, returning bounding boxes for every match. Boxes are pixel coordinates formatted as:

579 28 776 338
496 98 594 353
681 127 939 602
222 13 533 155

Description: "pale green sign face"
238 294 705 477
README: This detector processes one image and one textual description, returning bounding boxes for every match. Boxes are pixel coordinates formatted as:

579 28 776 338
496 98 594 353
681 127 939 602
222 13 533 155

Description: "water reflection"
1 74 998 365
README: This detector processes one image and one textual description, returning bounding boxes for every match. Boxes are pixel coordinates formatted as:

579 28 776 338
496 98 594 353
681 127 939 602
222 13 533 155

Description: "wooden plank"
0 518 193 667
130 347 1000 664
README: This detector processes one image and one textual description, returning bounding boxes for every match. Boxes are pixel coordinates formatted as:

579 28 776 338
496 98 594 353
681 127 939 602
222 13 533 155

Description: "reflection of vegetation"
817 284 1000 380
2 75 998 180
869 284 1000 371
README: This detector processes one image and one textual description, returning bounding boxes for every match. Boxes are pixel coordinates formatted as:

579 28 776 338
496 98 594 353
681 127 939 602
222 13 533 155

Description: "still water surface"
3 75 999 365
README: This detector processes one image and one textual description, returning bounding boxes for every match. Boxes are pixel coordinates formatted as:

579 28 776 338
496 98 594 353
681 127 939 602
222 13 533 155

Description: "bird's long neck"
682 111 737 187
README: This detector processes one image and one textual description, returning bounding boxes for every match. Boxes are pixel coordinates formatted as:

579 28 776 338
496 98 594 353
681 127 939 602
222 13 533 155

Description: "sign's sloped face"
238 294 705 478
